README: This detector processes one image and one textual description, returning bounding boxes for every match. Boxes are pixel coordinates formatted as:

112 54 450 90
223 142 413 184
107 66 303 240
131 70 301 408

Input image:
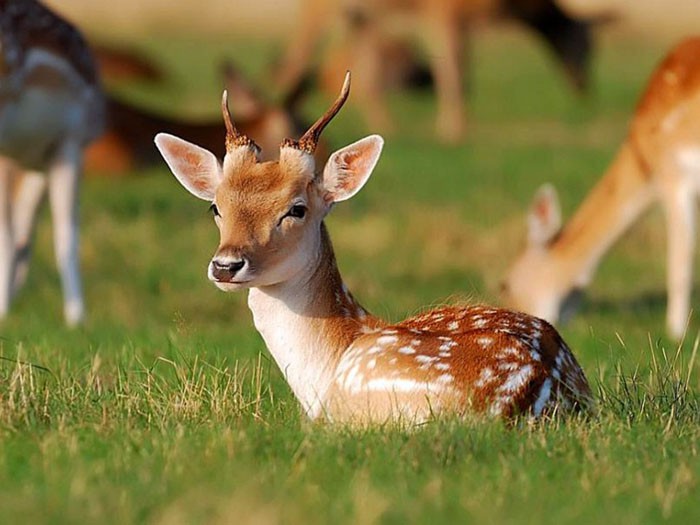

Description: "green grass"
1 29 699 523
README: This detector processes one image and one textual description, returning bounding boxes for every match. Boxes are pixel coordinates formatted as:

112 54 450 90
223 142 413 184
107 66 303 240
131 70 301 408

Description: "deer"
85 61 316 173
276 0 593 142
154 72 592 424
92 43 164 85
0 0 105 326
501 37 700 341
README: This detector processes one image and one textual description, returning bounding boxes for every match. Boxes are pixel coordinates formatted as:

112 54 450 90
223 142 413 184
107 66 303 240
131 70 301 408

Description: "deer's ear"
528 184 562 246
321 135 384 203
155 133 222 200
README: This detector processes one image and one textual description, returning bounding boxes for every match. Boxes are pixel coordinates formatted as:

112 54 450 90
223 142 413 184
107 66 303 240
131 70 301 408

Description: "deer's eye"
287 205 307 219
209 203 221 217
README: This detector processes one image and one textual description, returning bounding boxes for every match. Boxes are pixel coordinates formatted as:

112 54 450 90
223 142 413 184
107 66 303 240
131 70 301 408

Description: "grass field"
1 29 699 523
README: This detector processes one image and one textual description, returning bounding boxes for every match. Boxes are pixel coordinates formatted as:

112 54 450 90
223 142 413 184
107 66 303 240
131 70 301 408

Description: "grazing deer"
0 0 104 325
277 0 592 141
155 72 592 424
85 61 315 173
502 37 700 341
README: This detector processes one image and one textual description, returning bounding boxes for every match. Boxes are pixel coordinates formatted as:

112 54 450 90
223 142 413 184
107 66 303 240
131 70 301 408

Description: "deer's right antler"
282 71 351 154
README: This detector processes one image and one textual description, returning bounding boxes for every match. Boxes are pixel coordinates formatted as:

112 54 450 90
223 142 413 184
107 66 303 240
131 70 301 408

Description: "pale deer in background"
85 61 317 173
277 0 593 142
155 72 592 424
502 37 700 341
0 0 104 325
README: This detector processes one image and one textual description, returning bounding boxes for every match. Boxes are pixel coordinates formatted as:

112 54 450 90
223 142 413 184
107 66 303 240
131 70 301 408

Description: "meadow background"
1 1 699 523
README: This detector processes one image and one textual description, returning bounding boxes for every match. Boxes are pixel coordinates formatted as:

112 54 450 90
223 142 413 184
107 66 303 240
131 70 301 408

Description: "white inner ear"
155 133 222 200
528 184 562 246
323 135 384 203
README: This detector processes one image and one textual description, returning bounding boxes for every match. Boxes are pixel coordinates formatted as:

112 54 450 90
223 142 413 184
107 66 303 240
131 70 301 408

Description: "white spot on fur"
498 347 520 358
475 367 495 388
415 355 438 364
398 346 416 355
498 362 518 372
342 365 362 391
499 365 533 393
533 378 552 416
435 362 450 371
367 358 377 370
377 335 398 345
437 373 453 384
447 321 459 331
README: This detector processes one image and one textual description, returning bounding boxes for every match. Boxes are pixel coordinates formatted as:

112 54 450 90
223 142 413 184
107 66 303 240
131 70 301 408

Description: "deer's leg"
48 142 83 326
661 176 696 340
274 0 332 93
0 162 13 318
11 171 46 296
421 14 465 142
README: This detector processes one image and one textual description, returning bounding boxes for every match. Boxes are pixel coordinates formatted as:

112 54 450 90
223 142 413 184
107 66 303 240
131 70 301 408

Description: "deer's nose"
210 258 246 281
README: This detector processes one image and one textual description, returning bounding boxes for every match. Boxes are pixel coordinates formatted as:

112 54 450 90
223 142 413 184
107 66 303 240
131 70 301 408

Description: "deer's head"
501 184 582 323
155 72 383 291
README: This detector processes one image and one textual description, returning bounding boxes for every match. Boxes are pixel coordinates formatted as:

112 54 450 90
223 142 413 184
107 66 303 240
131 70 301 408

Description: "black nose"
211 258 246 281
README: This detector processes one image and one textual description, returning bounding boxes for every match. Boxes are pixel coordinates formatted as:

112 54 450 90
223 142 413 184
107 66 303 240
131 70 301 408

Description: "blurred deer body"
502 37 700 341
278 0 591 141
92 44 164 85
0 0 104 325
86 63 311 172
156 73 592 424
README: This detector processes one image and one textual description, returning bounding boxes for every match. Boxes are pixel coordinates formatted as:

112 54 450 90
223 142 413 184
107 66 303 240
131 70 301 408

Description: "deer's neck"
550 141 656 287
247 223 383 418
